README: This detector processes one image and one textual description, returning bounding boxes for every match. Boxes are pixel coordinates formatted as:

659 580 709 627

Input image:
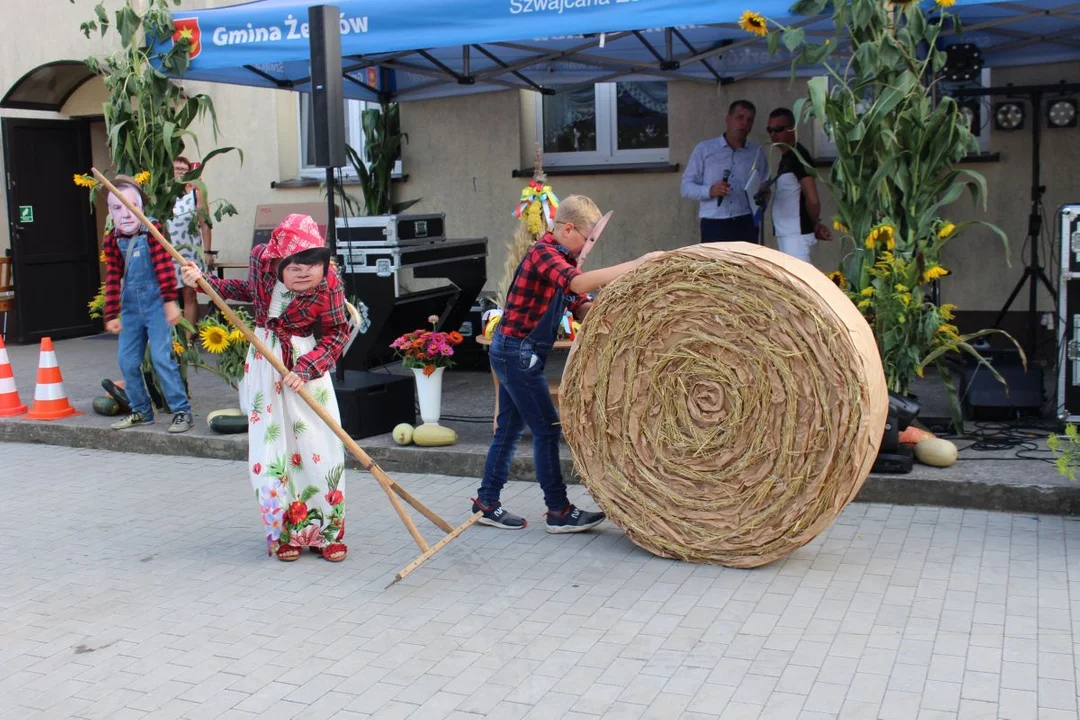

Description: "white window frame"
535 82 669 167
297 95 403 179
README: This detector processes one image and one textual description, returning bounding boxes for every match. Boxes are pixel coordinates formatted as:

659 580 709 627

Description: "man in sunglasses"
681 99 768 243
765 107 831 262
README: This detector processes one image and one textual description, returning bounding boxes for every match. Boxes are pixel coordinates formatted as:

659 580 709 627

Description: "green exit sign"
18 205 33 223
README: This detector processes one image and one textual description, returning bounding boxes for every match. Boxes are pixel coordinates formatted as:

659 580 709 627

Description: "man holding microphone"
681 100 768 243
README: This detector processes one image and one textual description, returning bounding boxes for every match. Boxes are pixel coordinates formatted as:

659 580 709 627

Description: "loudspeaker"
960 364 1044 420
308 5 346 168
333 370 416 439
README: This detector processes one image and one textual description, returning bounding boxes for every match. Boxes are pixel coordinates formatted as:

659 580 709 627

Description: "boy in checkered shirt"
472 195 663 532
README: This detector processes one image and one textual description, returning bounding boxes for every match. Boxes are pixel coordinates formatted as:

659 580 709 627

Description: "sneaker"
472 498 527 529
167 412 193 434
111 411 154 430
546 505 605 534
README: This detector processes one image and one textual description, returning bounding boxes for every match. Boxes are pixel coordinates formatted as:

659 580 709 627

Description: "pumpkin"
392 423 414 445
413 423 457 447
899 425 934 444
914 438 958 467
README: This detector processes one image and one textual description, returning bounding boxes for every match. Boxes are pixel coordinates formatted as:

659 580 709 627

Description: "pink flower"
325 489 344 506
312 453 321 464
428 314 439 324
252 463 262 475
290 524 326 548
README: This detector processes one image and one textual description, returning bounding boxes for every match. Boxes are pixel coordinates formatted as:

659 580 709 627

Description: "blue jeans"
117 281 190 416
477 334 569 512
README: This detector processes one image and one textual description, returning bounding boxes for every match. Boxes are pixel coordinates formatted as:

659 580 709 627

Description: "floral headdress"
74 170 151 190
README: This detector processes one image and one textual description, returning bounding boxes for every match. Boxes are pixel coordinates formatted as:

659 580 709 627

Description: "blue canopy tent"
155 0 1080 102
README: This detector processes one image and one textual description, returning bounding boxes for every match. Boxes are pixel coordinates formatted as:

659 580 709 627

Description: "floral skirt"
239 327 346 554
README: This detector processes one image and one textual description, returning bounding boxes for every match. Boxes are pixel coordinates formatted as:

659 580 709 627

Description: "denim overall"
116 232 190 417
477 245 575 512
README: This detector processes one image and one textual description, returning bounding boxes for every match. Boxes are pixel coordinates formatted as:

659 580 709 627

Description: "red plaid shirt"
499 234 585 339
206 244 350 381
102 222 178 322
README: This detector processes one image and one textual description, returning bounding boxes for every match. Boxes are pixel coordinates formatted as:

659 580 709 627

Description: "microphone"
716 168 731 207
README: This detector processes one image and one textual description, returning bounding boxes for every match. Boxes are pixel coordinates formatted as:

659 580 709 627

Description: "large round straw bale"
560 242 888 568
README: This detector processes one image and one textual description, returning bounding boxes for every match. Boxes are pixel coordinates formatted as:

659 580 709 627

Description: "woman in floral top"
182 214 350 562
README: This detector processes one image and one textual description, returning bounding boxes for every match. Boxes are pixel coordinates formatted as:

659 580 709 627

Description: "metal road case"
335 213 446 245
1057 204 1080 421
332 220 488 370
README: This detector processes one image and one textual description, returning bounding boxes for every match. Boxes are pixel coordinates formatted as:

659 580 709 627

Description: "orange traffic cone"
26 337 81 420
0 335 27 417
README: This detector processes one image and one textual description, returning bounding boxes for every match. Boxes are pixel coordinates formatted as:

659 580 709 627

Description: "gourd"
207 408 248 434
914 438 958 467
412 423 457 447
92 396 122 416
392 423 414 445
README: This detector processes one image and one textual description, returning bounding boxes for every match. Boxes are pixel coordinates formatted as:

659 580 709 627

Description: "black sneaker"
472 498 527 529
546 505 605 534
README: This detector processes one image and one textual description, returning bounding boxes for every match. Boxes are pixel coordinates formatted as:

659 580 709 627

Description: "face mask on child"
280 260 326 293
107 186 144 236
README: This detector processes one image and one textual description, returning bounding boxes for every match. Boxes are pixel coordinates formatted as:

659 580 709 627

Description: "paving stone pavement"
2 442 1078 720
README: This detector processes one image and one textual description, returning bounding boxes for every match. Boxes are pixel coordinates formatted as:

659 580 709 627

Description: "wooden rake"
92 169 481 586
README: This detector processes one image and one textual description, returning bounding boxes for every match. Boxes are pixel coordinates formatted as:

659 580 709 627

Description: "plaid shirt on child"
499 233 586 339
207 244 350 381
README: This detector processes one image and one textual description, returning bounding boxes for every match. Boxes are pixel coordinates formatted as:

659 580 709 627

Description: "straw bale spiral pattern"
560 243 888 568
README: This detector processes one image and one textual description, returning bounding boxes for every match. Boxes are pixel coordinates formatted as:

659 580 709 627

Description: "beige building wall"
1 0 1077 323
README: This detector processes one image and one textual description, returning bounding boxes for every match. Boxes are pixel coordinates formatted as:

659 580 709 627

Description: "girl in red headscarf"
182 214 350 562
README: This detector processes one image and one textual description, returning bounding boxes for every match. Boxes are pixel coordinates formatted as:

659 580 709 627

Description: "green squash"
207 408 248 434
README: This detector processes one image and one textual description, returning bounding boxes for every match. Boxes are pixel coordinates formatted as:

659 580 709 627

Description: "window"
297 96 403 178
537 82 669 166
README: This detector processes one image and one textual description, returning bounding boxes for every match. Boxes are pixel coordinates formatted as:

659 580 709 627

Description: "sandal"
321 543 347 562
276 544 300 562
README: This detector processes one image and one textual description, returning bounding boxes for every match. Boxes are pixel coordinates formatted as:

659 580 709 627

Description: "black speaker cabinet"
960 363 1044 420
333 370 415 439
308 5 346 168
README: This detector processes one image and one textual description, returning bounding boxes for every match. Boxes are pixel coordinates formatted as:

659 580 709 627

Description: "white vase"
412 366 444 425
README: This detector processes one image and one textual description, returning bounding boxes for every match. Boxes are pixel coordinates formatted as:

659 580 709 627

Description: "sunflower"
864 224 896 251
826 270 847 289
172 341 184 356
938 323 961 339
73 173 97 188
133 171 151 186
937 222 956 239
738 10 768 37
857 298 872 310
99 250 107 263
939 303 957 321
936 0 957 7
200 325 230 354
228 329 245 344
861 287 875 297
922 265 950 283
832 219 849 234
895 284 909 293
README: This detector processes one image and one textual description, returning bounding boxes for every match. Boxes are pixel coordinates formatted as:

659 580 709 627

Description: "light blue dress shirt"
681 134 768 220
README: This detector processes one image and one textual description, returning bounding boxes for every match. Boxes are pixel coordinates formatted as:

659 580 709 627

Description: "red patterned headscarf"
265 214 325 260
